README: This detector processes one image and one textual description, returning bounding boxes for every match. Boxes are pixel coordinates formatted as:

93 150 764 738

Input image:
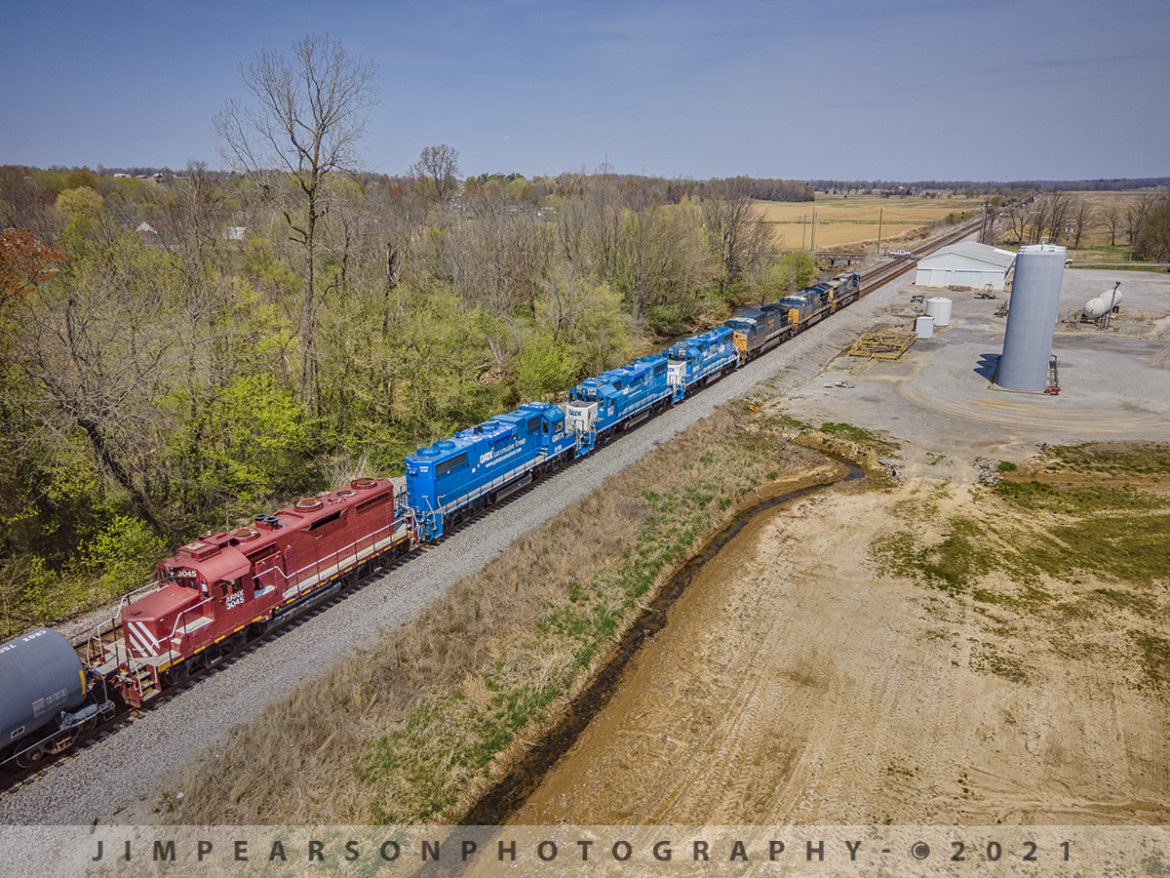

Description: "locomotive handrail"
164 596 213 665
264 516 406 590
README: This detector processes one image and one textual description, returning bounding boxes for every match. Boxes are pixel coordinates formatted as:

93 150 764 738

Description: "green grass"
993 480 1164 514
354 426 786 822
819 421 900 456
769 411 814 432
1042 443 1170 476
870 518 991 594
1069 263 1168 272
971 643 1026 682
875 475 1170 599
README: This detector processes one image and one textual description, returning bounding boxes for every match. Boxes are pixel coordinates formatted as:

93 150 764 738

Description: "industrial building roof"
917 242 1017 270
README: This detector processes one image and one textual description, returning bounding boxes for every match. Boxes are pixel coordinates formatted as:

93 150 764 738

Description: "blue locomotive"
665 325 738 402
404 272 861 535
405 401 577 540
565 354 672 452
2 268 873 770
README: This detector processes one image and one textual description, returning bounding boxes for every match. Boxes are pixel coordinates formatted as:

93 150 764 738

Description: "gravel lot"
0 262 921 826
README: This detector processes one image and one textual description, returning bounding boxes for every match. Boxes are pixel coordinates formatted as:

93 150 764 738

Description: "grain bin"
915 315 935 338
997 244 1066 391
925 296 952 326
0 628 87 750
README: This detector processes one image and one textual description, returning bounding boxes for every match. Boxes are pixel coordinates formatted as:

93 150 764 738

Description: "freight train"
0 272 860 771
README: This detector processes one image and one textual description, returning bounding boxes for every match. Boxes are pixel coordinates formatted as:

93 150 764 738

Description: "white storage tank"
998 244 1066 391
925 296 952 326
1083 286 1123 319
915 315 935 339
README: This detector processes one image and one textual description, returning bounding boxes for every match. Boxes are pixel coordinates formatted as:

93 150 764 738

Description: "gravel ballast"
0 266 919 825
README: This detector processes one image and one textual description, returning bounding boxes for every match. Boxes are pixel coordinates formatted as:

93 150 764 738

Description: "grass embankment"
870 442 1170 688
166 406 838 824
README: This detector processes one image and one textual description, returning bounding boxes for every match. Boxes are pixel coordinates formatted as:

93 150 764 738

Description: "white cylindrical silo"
915 315 935 338
925 296 952 326
997 244 1066 391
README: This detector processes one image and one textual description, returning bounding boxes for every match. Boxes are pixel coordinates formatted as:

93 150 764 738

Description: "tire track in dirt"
505 480 1170 826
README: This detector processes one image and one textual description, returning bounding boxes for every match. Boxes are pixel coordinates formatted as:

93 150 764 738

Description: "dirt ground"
511 478 1170 826
509 268 1170 828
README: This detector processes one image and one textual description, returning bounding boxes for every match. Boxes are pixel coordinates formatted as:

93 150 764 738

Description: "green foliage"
178 373 315 508
515 328 576 399
767 250 819 294
54 186 103 217
81 515 168 594
0 162 763 633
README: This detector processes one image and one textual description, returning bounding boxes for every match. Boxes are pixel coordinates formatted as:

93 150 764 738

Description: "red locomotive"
82 478 412 706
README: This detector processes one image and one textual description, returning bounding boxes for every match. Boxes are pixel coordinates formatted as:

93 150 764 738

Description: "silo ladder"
1045 355 1061 395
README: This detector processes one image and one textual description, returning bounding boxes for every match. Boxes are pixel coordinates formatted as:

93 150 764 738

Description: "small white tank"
915 315 935 339
925 296 952 326
1083 288 1123 319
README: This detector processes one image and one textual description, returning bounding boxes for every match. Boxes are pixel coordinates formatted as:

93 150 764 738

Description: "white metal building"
914 242 1016 290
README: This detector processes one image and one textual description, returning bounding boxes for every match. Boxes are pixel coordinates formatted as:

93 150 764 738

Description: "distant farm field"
757 194 983 250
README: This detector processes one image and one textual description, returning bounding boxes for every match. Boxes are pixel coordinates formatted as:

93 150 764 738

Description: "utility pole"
801 215 806 249
876 207 883 255
810 206 816 252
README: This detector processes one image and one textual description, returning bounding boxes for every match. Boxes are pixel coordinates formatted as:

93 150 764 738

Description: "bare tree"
1002 197 1029 244
214 34 376 412
1125 193 1158 247
1069 198 1095 249
410 144 461 204
1103 205 1122 246
1043 191 1074 244
700 181 770 300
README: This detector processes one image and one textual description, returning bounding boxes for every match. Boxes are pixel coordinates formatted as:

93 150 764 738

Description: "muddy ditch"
461 457 865 825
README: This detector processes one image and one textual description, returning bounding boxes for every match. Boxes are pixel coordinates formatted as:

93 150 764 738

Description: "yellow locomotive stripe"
79 668 87 695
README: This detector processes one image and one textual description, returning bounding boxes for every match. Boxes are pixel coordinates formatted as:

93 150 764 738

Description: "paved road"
0 265 918 825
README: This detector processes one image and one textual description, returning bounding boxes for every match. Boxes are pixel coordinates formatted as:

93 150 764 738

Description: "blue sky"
1 0 1167 180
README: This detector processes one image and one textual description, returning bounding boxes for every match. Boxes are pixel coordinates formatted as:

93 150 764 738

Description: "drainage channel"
462 459 865 826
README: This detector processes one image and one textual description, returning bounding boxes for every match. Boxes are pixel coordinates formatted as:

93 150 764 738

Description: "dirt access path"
510 477 1170 826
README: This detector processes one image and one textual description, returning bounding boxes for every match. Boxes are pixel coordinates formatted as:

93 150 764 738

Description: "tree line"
997 189 1170 255
0 36 827 636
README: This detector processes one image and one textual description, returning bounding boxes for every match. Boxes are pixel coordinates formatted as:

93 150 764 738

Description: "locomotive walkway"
0 233 975 826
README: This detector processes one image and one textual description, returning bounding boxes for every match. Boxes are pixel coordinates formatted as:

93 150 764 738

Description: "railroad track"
1 218 984 797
